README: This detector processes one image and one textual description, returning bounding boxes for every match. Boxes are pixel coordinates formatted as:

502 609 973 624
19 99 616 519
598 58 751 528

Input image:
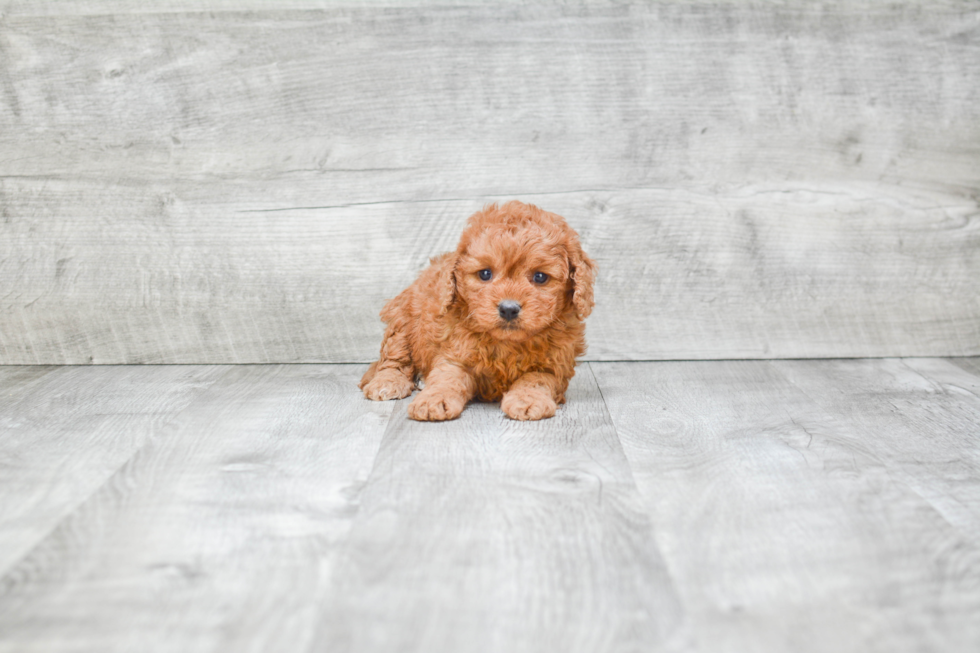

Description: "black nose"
498 300 521 321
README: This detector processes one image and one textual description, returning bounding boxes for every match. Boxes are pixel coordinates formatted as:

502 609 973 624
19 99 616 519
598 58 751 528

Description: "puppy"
359 201 596 421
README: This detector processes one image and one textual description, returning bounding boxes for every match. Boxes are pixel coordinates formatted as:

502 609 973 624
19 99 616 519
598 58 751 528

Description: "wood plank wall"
1 1 978 363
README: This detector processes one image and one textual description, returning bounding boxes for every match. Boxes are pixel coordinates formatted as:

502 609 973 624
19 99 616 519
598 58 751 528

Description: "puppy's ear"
568 240 597 320
437 253 459 314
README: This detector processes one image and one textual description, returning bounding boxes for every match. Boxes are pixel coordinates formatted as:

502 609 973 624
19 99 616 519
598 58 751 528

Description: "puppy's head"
442 201 596 342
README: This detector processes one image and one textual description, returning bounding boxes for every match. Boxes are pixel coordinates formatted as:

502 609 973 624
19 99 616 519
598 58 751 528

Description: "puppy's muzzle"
497 300 521 322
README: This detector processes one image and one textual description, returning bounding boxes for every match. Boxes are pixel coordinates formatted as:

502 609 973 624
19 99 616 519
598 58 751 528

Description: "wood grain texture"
774 357 980 544
2 0 975 15
0 364 392 653
0 364 224 575
591 359 980 653
313 366 680 653
1 182 977 363
948 356 980 378
1 359 978 651
0 3 978 363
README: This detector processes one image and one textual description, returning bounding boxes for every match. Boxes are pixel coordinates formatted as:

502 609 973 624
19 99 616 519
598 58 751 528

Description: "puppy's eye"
532 272 549 284
478 269 492 281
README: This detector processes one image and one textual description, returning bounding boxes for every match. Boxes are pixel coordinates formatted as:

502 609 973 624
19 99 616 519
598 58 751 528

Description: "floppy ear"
437 253 459 315
568 240 597 320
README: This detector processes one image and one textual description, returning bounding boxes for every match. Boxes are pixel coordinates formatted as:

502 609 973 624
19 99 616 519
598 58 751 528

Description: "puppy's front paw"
407 390 466 421
501 387 557 421
362 369 415 401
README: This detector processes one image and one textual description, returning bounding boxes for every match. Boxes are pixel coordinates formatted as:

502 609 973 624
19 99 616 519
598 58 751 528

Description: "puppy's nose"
498 300 521 321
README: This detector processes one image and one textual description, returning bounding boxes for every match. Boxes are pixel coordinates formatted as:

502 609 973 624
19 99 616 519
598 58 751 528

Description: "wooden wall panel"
1 3 978 363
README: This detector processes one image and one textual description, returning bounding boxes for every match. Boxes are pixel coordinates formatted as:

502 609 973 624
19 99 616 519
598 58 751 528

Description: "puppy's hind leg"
360 327 416 401
358 360 380 388
362 367 415 401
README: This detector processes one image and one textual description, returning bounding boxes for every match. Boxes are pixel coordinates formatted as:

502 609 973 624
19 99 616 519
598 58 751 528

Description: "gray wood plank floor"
1 359 978 652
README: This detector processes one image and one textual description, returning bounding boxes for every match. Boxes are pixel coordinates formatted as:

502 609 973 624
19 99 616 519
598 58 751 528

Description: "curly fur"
359 200 596 421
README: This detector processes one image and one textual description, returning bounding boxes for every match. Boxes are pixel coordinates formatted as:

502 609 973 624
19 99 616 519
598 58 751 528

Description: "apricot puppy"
359 201 596 421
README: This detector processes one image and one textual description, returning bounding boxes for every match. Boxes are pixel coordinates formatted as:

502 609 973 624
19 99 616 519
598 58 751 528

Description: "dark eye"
532 272 549 284
478 269 492 281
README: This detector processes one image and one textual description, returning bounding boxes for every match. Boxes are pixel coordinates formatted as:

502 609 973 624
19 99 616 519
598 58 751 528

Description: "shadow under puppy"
360 201 596 421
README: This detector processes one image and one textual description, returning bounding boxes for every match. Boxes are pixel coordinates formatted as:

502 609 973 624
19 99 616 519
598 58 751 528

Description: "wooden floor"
1 359 978 653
